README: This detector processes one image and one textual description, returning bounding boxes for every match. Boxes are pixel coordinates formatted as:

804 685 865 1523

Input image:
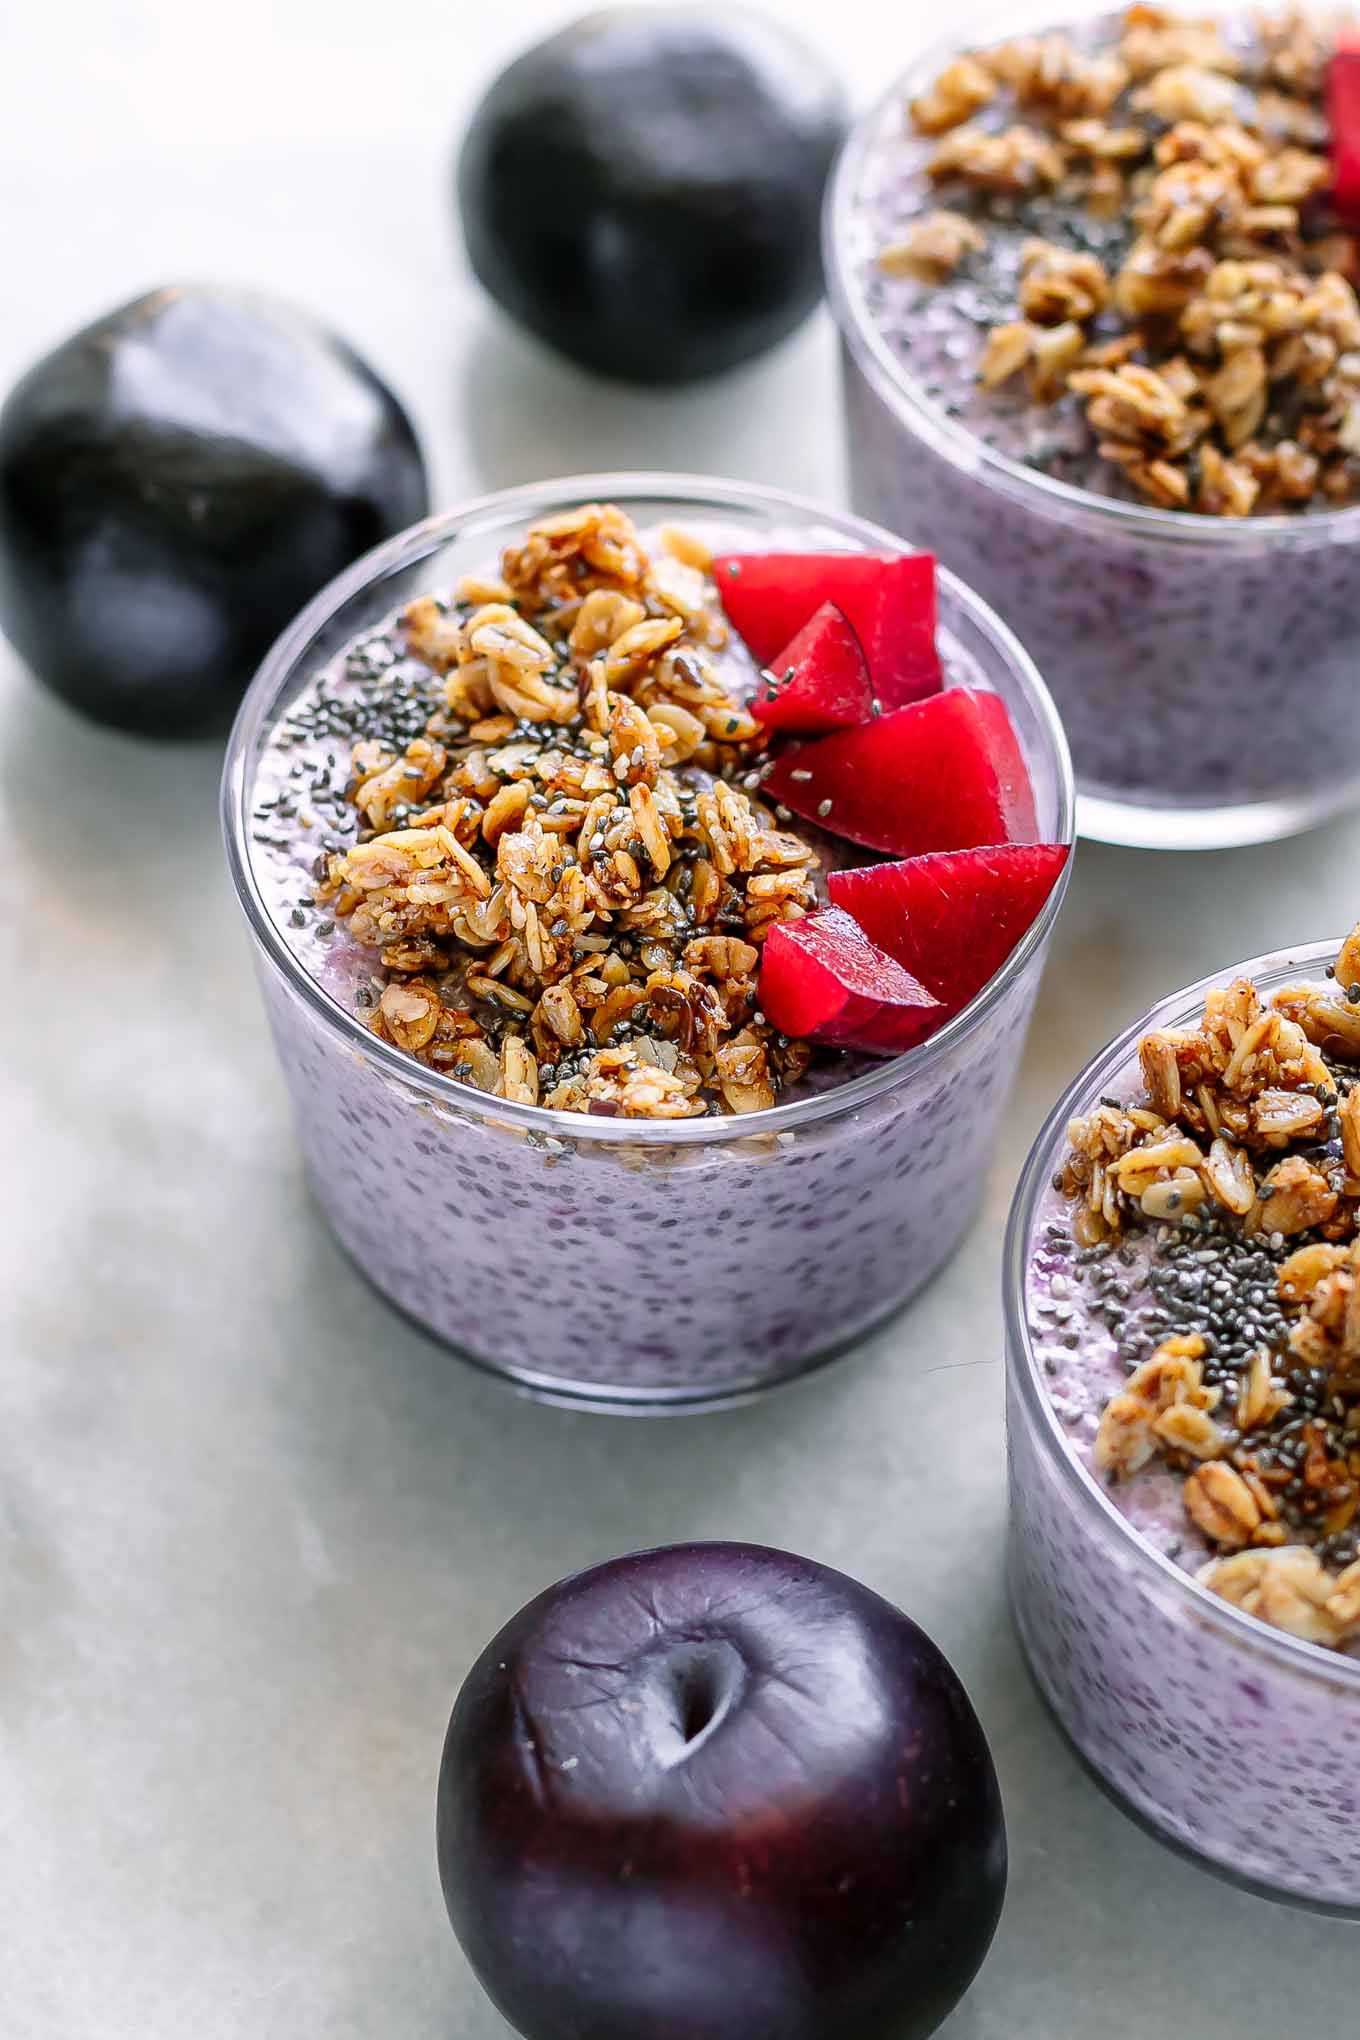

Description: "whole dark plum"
437 1541 1007 2040
0 285 429 736
457 11 847 384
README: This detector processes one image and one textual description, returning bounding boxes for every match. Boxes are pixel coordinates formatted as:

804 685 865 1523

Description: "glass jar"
224 473 1073 1411
1005 942 1360 1911
824 6 1360 851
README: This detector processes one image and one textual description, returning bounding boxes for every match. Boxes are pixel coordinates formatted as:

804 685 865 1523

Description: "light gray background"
3 1 1359 2032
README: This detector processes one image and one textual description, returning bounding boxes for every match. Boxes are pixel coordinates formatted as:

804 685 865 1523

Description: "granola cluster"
1058 957 1359 1243
888 6 1360 513
1059 924 1360 1647
318 505 820 1119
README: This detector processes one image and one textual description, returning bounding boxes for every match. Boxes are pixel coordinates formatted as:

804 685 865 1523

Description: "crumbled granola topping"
889 7 1360 513
1053 923 1360 1649
910 54 997 136
307 505 822 1119
1198 1543 1360 1647
879 210 987 282
927 123 1068 194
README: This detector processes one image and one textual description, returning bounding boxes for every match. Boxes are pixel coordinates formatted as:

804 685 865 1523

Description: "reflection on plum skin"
488 1868 815 2036
458 307 843 507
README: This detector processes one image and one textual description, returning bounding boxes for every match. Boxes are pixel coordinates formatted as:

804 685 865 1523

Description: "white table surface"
4 1 1359 2033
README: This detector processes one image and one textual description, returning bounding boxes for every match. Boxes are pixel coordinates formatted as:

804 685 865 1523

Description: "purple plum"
437 1541 1006 2039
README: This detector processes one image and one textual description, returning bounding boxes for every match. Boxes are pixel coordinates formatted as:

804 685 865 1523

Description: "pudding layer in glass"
224 475 1072 1410
1007 930 1360 1908
828 5 1360 848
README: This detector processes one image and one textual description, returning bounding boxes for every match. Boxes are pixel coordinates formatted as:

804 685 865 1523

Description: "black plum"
437 1541 1006 2040
0 284 429 736
457 11 847 385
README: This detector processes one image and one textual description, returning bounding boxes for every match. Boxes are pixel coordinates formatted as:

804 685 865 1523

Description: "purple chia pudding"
1007 936 1360 1908
826 4 1360 849
222 475 1072 1410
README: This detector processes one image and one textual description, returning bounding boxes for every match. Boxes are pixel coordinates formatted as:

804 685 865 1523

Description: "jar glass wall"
824 8 1360 850
1005 944 1360 1911
225 475 1073 1411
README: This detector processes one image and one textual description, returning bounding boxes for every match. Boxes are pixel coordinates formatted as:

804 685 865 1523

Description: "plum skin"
457 11 847 385
437 1542 1006 2040
0 284 429 736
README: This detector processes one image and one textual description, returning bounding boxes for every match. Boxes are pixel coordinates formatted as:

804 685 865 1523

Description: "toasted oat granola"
310 505 821 1119
1060 923 1360 1647
889 6 1360 513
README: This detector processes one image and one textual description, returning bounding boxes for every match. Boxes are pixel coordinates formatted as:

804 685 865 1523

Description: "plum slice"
761 689 1037 856
829 843 1069 1020
758 905 943 1055
1330 43 1360 219
715 549 941 707
752 601 874 734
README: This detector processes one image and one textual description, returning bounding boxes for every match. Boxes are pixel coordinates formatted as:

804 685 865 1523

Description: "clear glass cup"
223 473 1073 1412
824 4 1360 852
1005 941 1360 1911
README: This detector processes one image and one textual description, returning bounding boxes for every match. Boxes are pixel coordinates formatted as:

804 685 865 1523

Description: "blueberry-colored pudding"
827 6 1360 847
1007 925 1360 1907
224 478 1072 1409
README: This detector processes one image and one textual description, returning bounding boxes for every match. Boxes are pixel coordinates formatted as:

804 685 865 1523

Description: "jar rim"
823 4 1360 553
1004 936 1360 1685
221 470 1074 1147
